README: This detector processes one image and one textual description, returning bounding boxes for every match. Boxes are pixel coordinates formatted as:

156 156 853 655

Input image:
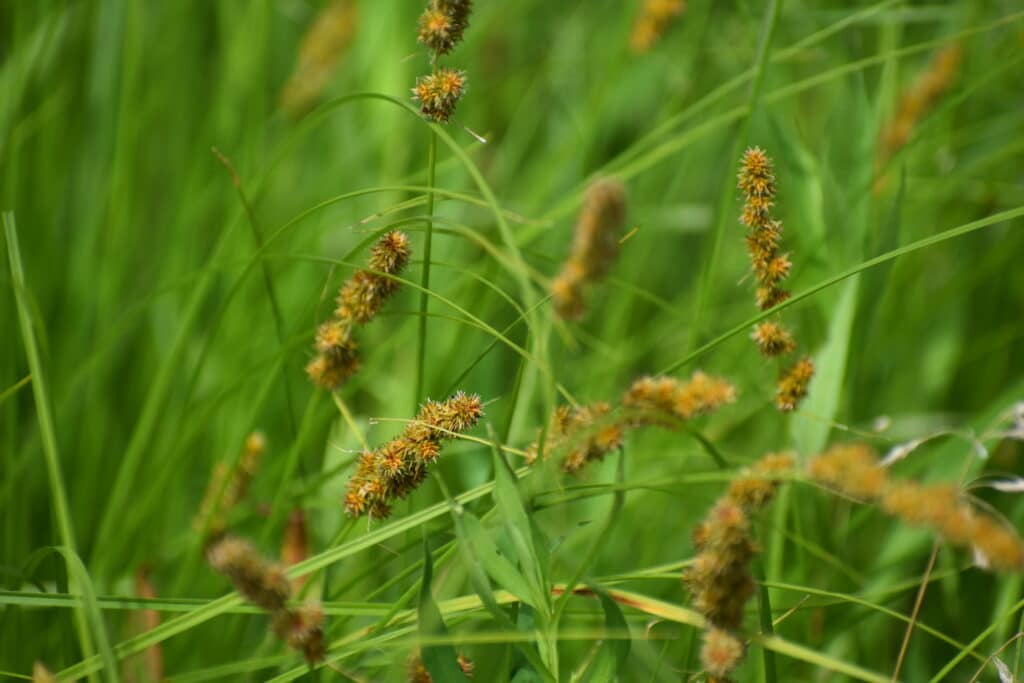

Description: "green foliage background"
2 0 1024 680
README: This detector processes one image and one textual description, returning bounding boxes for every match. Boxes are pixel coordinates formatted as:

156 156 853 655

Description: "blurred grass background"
3 0 1024 680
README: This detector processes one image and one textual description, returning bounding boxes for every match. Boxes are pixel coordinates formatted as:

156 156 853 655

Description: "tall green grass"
3 1 1024 681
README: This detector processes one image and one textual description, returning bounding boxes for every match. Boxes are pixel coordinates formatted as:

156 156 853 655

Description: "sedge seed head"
807 443 887 501
751 321 796 357
369 230 412 273
343 392 483 518
417 0 472 56
700 628 745 678
775 357 814 412
552 179 627 319
413 68 467 123
206 535 292 612
755 285 790 311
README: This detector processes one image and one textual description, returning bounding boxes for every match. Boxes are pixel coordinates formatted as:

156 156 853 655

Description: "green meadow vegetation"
3 0 1024 681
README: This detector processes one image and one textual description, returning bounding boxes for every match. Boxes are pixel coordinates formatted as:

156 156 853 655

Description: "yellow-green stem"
414 130 438 410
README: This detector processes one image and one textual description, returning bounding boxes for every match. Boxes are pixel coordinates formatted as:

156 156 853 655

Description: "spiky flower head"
305 346 360 391
806 443 887 501
335 231 412 324
413 68 467 123
738 147 775 213
700 628 745 679
344 392 484 518
418 0 473 56
206 536 291 612
751 320 795 357
370 230 412 273
727 451 795 510
775 356 814 412
272 603 326 663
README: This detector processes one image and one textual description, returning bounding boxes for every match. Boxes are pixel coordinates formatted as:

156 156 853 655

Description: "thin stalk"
414 131 438 410
753 556 778 683
687 0 782 351
4 212 117 682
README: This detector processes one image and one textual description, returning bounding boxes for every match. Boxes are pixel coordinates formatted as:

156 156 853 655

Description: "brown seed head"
418 0 473 56
552 179 627 319
207 535 292 612
700 628 745 678
806 443 887 501
751 321 796 357
414 68 467 123
775 357 814 412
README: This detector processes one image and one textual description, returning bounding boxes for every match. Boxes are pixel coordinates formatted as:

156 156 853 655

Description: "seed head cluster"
194 431 265 541
207 535 326 663
280 0 359 118
417 0 472 56
527 402 626 474
807 443 1024 572
344 392 483 518
880 45 962 163
630 0 686 53
738 147 814 412
551 179 627 320
527 371 736 473
413 69 468 124
413 0 473 123
307 231 411 391
685 452 795 680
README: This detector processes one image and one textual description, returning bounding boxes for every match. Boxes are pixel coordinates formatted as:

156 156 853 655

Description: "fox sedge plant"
344 391 483 518
206 535 327 663
412 0 474 410
737 147 814 412
8 4 1024 683
528 370 736 471
306 230 411 390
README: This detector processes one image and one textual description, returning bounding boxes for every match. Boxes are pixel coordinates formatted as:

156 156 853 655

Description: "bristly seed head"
775 356 814 411
417 0 473 56
552 179 627 320
343 392 483 518
413 68 467 123
751 320 796 357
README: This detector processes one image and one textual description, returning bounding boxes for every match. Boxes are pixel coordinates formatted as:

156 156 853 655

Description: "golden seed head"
806 443 887 501
305 351 359 390
413 68 467 123
369 230 412 273
755 285 790 311
630 0 686 53
552 179 627 319
417 0 473 56
344 392 483 519
775 356 814 411
727 451 795 511
700 628 745 678
206 535 292 612
751 320 796 357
